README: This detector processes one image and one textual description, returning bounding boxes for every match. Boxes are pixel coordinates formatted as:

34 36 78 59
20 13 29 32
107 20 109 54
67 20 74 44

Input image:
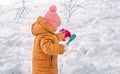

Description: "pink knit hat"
44 5 61 30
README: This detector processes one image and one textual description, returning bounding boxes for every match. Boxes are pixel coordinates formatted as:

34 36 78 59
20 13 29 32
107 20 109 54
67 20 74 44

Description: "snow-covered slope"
0 0 120 74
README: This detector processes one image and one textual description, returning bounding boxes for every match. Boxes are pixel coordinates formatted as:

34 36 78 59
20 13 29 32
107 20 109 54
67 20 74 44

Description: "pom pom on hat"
49 5 57 12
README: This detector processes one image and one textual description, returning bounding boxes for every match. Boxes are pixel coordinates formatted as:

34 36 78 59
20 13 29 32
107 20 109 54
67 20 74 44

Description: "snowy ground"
0 0 120 74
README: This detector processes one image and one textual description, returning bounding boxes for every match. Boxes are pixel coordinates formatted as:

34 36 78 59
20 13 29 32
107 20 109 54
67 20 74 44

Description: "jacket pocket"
50 55 53 67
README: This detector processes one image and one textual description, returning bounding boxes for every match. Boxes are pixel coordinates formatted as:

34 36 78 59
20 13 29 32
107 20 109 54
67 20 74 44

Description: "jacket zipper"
50 55 53 67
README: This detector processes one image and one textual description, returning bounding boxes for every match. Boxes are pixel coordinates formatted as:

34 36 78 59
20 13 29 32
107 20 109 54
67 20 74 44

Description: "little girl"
31 5 70 74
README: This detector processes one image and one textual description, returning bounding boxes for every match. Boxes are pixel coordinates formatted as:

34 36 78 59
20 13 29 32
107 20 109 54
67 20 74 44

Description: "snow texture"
0 0 120 74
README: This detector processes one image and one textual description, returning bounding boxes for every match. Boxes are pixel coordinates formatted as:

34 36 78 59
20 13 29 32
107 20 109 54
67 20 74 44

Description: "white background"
0 0 120 74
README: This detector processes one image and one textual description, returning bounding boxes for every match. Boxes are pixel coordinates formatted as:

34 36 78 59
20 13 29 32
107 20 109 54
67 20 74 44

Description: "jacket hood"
31 16 56 36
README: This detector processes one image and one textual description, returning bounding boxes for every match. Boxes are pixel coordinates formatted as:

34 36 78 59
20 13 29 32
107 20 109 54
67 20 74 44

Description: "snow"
0 0 120 74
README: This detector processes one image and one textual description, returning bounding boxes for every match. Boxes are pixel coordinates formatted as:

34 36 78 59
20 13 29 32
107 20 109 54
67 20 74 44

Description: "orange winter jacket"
31 16 65 74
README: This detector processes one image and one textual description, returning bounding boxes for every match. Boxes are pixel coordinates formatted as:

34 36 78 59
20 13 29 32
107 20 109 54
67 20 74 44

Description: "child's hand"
59 28 71 41
64 46 68 51
59 41 67 51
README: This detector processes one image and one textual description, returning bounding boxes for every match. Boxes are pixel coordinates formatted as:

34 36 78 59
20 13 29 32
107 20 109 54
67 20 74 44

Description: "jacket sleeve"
55 33 64 41
40 35 65 55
